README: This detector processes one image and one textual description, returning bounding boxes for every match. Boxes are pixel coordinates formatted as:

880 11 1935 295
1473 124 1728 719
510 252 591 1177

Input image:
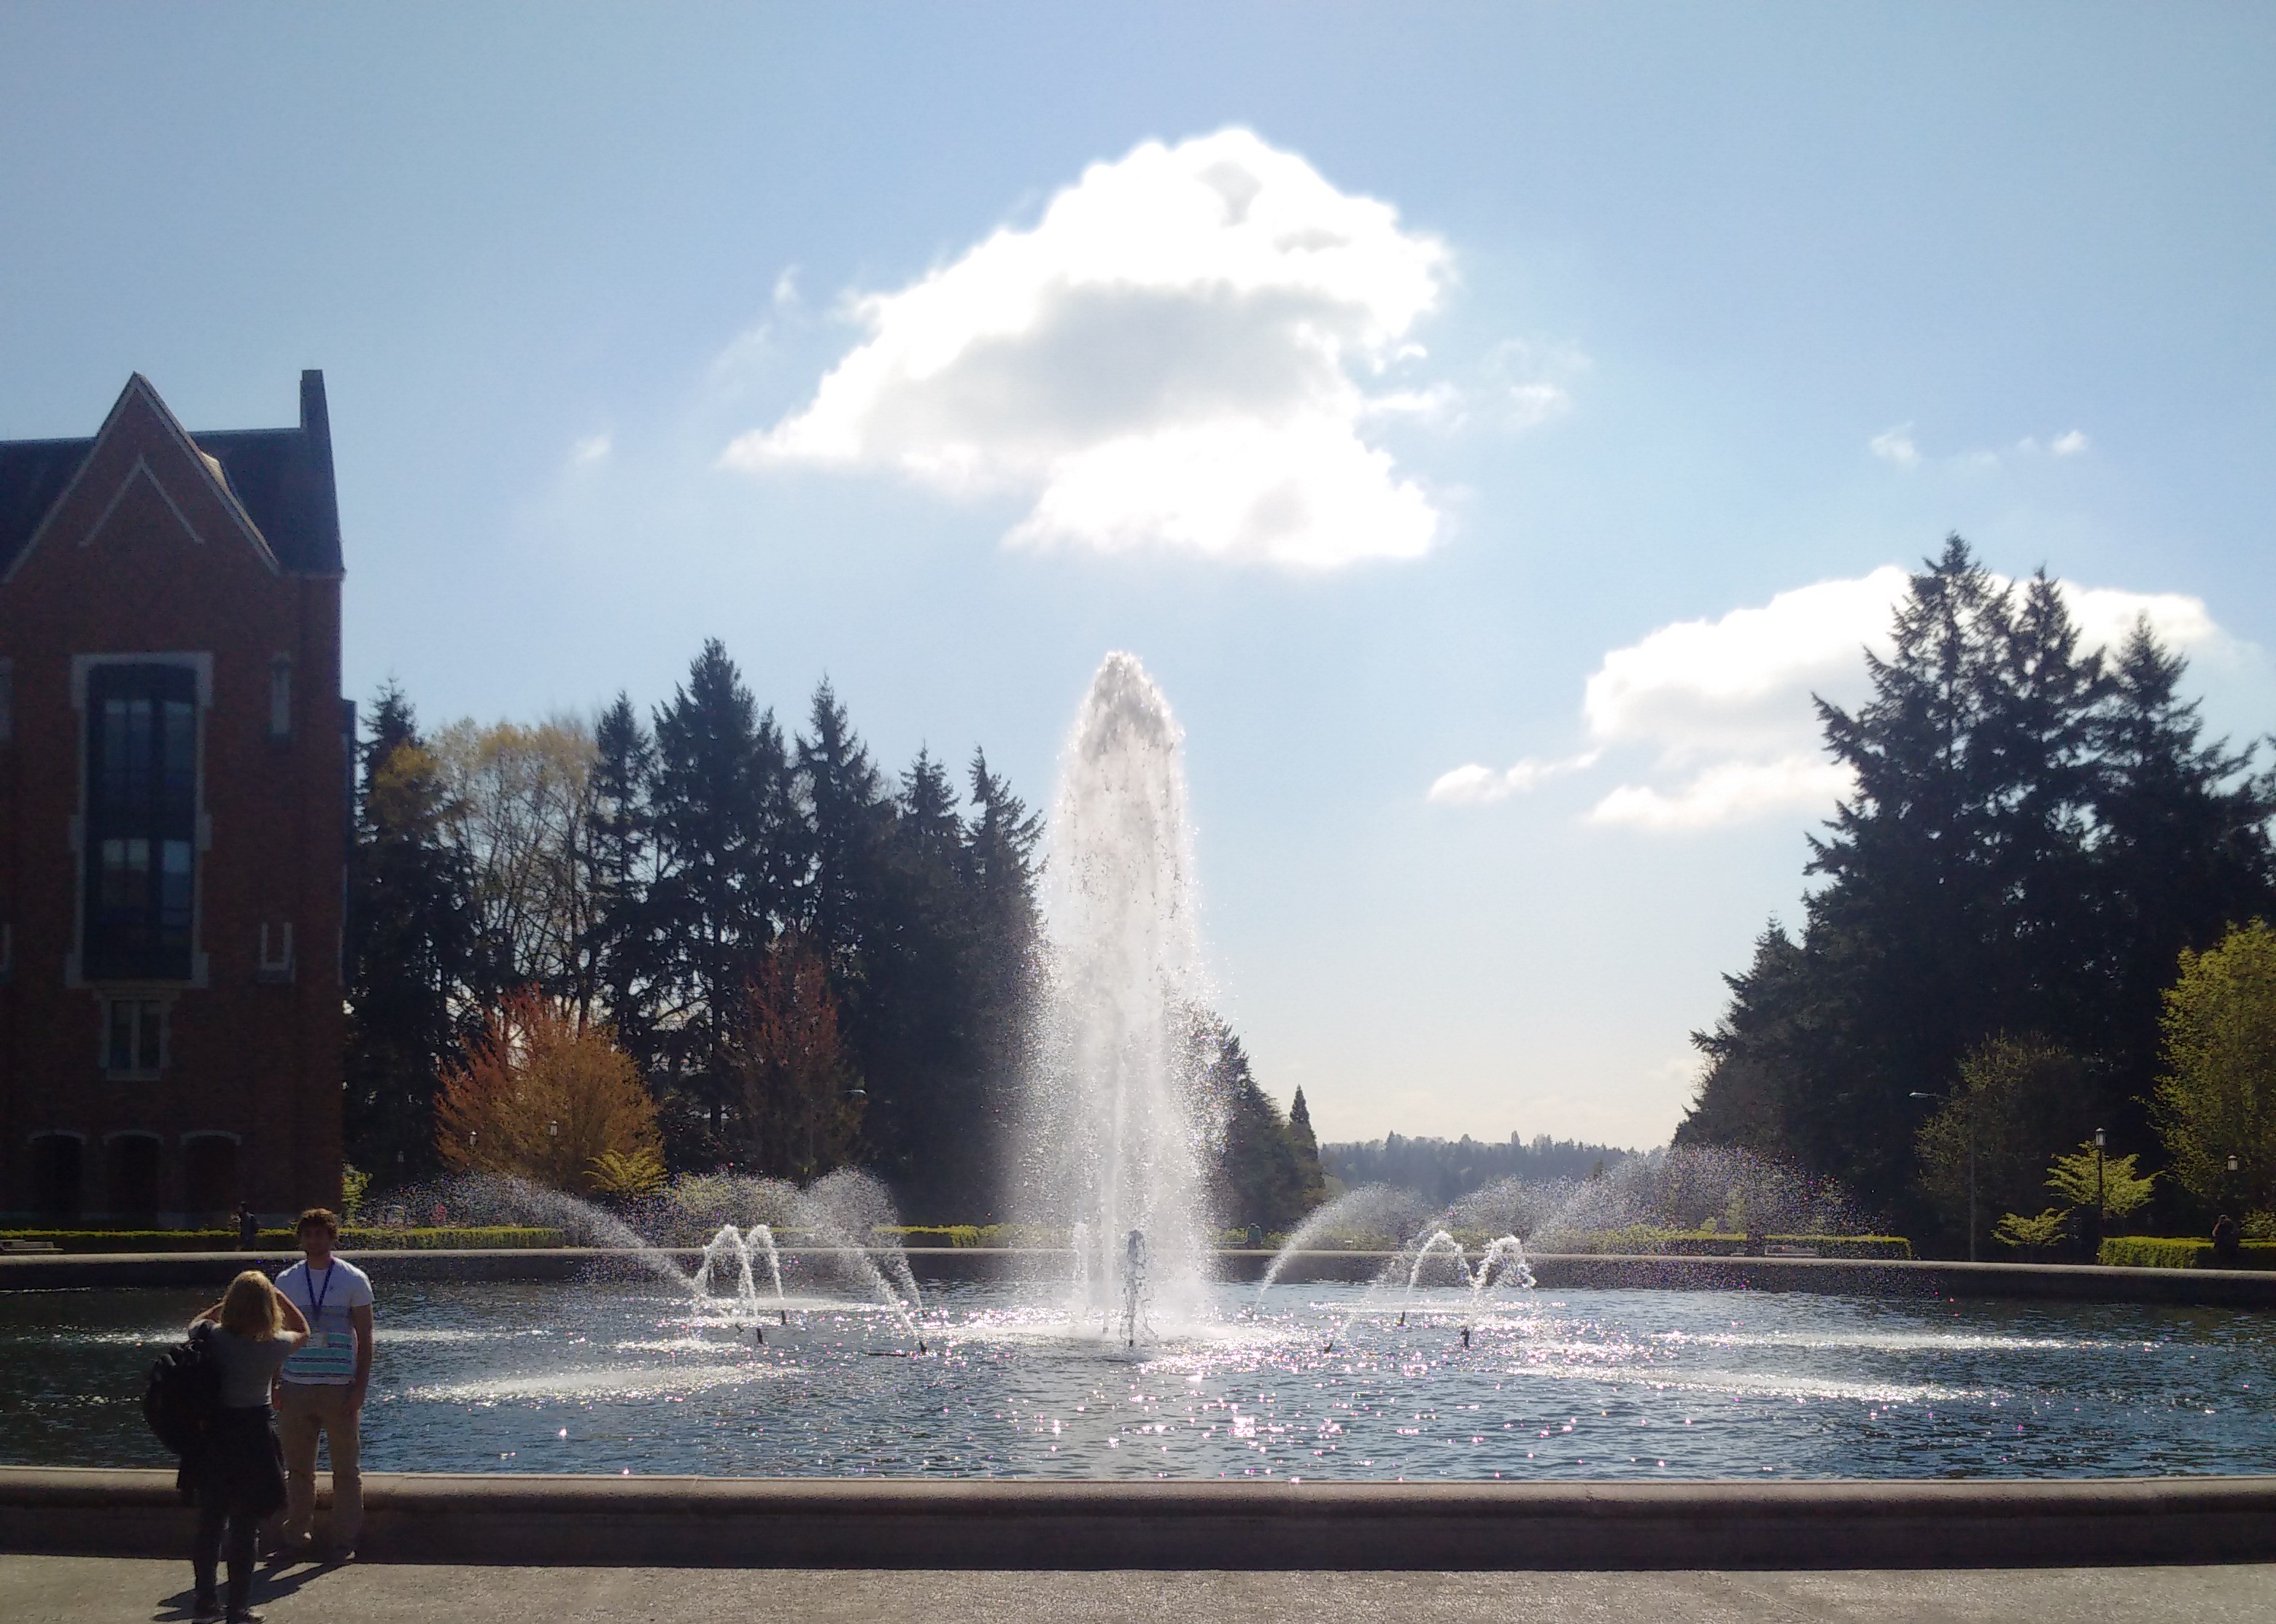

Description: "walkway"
4 1555 2271 1623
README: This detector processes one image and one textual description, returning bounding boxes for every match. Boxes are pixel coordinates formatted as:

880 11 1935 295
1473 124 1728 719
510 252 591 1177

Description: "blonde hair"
218 1270 281 1339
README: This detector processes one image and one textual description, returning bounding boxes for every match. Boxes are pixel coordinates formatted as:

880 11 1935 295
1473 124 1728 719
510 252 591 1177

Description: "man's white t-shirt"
274 1257 374 1385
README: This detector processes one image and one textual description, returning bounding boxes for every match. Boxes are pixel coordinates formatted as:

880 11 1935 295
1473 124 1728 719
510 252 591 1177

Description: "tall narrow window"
268 654 293 741
84 664 198 980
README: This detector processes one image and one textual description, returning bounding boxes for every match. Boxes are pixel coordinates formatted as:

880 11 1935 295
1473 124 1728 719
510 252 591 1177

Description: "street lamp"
2092 1128 2107 1259
1913 1091 1975 1263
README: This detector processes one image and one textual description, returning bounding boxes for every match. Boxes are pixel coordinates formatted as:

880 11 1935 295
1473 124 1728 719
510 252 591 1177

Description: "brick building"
0 372 347 1224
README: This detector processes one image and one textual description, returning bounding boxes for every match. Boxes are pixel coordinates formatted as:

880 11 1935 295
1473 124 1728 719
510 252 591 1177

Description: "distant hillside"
1321 1132 1637 1205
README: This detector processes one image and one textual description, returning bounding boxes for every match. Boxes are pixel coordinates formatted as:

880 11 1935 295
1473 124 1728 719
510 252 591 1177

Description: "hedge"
1536 1228 1913 1259
0 1226 566 1253
2098 1236 2276 1270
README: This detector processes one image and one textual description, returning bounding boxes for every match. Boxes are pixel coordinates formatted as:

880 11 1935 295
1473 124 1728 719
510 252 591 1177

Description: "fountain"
1017 653 1216 1336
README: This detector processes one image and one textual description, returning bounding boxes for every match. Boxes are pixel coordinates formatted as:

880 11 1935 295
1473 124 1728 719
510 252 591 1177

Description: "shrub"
2098 1236 2276 1269
0 1226 566 1253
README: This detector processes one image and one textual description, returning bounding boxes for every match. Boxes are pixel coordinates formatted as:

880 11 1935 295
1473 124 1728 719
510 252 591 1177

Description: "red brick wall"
0 382 345 1223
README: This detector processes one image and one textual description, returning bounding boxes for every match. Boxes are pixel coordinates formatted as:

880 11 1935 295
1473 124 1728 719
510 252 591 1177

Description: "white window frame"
98 991 173 1080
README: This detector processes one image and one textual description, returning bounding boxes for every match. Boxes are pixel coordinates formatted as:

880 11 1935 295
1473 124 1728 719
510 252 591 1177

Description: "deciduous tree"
435 990 662 1196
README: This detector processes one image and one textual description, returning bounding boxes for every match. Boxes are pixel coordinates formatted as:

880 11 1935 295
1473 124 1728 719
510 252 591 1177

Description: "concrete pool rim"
2 1467 2272 1569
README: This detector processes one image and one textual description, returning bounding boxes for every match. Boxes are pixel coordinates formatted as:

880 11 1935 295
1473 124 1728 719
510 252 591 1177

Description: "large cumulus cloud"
726 129 1451 568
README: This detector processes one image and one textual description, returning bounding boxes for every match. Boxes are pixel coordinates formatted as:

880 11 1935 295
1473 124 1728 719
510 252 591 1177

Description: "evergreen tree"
796 680 891 973
854 748 985 1214
1683 537 2276 1244
344 683 479 1186
646 641 792 1157
1204 1026 1309 1234
578 692 657 1051
2091 624 2275 1124
1285 1086 1328 1208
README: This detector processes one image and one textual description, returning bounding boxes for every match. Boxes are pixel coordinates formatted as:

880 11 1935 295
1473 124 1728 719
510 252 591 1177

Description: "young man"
271 1208 373 1561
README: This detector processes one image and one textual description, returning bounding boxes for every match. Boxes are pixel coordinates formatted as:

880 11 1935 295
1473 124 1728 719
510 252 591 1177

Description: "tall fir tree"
1285 1086 1328 1208
1683 537 2276 1242
2089 623 2276 1126
646 641 792 1156
576 692 656 1044
344 683 479 1186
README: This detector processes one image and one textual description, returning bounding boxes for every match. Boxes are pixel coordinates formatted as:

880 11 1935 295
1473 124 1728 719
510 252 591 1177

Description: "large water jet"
1018 653 1215 1331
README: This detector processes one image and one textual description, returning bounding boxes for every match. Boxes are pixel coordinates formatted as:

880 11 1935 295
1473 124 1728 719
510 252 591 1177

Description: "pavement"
4 1555 2273 1623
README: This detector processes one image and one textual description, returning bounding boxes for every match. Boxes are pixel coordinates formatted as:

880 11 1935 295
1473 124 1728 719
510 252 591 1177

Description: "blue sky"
6 4 2275 1148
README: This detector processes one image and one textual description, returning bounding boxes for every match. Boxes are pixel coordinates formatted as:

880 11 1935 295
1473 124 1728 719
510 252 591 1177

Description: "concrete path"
4 1555 2272 1623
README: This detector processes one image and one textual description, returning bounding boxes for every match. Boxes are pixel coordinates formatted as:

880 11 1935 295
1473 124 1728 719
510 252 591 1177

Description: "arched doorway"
29 1135 84 1220
105 1134 162 1220
182 1135 239 1221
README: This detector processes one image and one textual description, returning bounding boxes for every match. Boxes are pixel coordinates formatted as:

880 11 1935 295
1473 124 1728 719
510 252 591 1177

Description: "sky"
5 4 2275 1151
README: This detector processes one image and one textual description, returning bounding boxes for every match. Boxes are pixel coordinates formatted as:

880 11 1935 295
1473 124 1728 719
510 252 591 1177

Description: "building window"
268 654 293 742
105 997 167 1075
30 1134 84 1218
84 663 198 980
105 1133 161 1218
257 922 294 983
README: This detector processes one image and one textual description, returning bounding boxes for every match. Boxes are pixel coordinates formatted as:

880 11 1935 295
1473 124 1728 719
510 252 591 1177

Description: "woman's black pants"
191 1480 256 1615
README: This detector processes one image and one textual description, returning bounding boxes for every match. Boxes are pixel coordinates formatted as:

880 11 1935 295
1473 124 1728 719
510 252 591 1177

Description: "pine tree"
797 680 891 973
344 683 479 1186
1198 1019 1308 1234
2091 623 2275 1126
578 692 656 1051
1683 538 2276 1244
1285 1087 1328 1208
646 641 792 1157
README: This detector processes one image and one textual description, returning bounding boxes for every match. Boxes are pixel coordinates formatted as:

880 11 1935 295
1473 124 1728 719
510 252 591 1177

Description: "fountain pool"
4 1277 2272 1481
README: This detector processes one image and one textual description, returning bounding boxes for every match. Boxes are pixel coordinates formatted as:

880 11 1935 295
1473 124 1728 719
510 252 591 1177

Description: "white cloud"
570 433 611 465
1587 755 1857 831
1582 569 1912 765
1428 751 1598 805
1870 425 1920 467
724 128 1453 568
1434 566 2242 830
1877 424 2092 470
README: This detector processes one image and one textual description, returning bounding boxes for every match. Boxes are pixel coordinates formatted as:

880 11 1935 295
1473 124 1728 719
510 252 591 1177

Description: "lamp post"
2092 1128 2107 1260
1912 1091 1975 1262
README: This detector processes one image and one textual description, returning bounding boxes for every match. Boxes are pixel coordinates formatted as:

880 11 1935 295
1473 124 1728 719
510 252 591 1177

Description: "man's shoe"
227 1611 264 1623
190 1589 222 1622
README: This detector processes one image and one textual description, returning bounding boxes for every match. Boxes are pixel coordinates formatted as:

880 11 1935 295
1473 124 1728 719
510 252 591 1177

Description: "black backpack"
144 1321 220 1456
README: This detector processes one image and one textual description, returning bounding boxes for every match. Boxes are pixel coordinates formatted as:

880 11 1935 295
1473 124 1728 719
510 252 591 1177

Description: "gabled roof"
0 371 343 578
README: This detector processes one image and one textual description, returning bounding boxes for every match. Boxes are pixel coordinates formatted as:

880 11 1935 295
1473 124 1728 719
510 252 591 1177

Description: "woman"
185 1271 309 1623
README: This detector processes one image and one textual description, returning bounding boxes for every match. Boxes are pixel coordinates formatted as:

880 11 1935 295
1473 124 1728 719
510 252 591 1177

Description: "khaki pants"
277 1381 361 1548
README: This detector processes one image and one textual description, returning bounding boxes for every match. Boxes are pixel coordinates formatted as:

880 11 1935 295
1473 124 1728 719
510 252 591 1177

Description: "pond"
4 1279 2270 1480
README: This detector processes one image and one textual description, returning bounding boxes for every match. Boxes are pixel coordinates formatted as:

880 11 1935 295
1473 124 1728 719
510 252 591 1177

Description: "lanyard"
305 1262 336 1323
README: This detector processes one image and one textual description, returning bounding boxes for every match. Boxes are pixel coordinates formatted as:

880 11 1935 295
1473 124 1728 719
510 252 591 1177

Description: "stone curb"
6 1248 2276 1306
4 1468 2274 1569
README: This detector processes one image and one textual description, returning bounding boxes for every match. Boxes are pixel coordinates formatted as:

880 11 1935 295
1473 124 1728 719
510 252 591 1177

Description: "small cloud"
772 266 801 309
1507 382 1571 430
2051 429 2089 457
727 128 1453 570
1485 339 1585 432
1428 751 1598 805
570 433 612 465
1588 756 1856 832
1870 425 1921 468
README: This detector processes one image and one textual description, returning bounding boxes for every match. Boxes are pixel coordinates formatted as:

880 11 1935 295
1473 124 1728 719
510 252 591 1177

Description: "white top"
273 1256 373 1385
